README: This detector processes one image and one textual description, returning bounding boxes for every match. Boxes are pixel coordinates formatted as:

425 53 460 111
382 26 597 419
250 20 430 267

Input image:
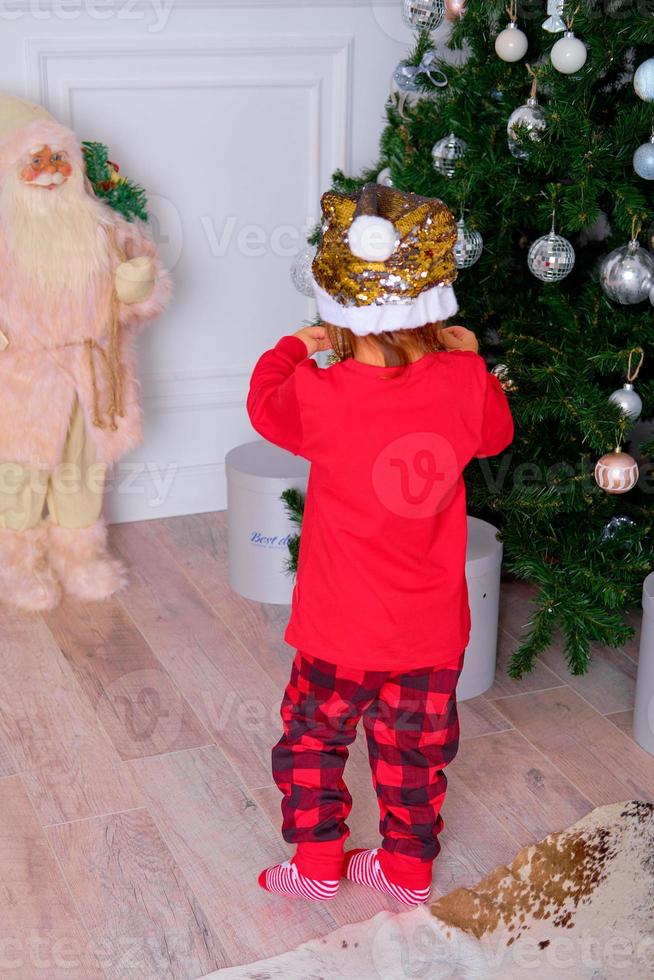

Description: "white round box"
226 439 309 604
226 442 503 697
634 572 654 755
458 516 504 702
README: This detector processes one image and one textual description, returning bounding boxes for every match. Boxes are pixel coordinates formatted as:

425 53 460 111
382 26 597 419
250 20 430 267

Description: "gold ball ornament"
594 451 639 495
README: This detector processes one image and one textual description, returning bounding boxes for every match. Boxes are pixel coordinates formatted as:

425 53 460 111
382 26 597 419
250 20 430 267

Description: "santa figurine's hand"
437 325 479 354
115 256 155 304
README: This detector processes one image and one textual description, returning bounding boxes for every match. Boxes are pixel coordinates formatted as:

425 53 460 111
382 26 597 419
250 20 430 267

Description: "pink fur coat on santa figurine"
0 94 172 611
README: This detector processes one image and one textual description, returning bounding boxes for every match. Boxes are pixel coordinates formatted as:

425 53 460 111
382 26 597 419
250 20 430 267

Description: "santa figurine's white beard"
0 165 112 294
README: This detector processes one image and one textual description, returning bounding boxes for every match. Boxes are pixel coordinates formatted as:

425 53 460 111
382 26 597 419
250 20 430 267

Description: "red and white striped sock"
258 858 339 901
343 848 432 907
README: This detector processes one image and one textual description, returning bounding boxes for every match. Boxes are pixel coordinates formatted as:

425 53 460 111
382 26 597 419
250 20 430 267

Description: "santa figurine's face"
20 144 73 190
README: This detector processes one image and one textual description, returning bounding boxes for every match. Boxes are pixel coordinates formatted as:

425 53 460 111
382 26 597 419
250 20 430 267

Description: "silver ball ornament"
290 245 317 297
402 0 445 31
633 135 654 180
601 515 636 541
377 167 394 187
394 61 421 93
453 217 483 268
634 58 654 102
495 22 528 62
507 97 546 160
609 383 642 422
550 31 587 74
599 239 654 305
528 231 575 282
432 132 466 178
595 451 639 495
491 363 516 391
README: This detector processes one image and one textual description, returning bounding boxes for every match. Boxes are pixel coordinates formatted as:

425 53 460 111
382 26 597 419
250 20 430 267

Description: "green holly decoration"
82 141 148 223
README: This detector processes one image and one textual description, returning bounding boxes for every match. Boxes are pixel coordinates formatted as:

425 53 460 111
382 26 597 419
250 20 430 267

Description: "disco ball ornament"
528 229 575 282
609 383 642 422
495 21 528 62
550 31 587 74
453 217 483 269
634 58 654 102
595 451 639 495
507 97 546 160
377 167 394 187
432 132 466 178
601 515 636 541
403 0 445 31
633 135 654 180
491 363 516 391
599 239 654 304
290 245 317 297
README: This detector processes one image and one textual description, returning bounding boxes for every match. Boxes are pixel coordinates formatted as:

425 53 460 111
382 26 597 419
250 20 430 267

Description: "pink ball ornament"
594 451 639 495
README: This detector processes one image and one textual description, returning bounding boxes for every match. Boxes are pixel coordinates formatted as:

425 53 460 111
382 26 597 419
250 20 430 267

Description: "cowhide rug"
205 800 654 980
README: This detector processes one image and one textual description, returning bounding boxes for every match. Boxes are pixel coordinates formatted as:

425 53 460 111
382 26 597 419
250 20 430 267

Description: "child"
247 184 514 907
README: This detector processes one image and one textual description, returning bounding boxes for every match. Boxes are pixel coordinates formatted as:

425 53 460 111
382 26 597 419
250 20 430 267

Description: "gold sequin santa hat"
311 182 459 336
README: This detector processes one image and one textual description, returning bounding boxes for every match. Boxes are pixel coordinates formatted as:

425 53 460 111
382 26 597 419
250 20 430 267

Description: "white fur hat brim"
312 277 459 336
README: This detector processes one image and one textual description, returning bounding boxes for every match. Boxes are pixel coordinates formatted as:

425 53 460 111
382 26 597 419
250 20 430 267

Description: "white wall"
0 1 419 522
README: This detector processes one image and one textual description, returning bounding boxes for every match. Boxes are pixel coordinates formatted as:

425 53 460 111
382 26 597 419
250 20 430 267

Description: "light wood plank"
493 686 654 805
0 776 103 980
605 709 634 738
452 729 592 845
0 611 141 826
43 598 212 760
111 522 286 789
457 694 513 740
0 729 16 778
540 643 637 715
129 745 340 964
48 808 225 980
149 514 294 689
486 628 564 699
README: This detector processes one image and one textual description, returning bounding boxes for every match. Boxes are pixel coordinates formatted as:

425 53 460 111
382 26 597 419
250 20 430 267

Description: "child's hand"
293 324 332 357
437 325 479 354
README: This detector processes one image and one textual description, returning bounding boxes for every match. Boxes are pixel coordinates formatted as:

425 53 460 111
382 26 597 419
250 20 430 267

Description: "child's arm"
475 370 514 458
246 327 329 457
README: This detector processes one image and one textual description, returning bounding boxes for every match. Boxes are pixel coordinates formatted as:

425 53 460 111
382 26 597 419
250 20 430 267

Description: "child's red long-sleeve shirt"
247 335 514 671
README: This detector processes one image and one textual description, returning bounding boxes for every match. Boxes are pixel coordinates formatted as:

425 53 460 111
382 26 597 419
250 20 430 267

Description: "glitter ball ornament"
595 451 639 495
599 239 654 305
402 0 445 31
634 135 654 180
528 227 575 282
432 132 466 178
507 97 546 160
290 245 317 297
495 21 528 62
543 0 565 33
609 382 642 421
551 31 587 74
491 363 516 391
634 58 654 102
377 167 394 187
601 515 636 541
453 217 483 268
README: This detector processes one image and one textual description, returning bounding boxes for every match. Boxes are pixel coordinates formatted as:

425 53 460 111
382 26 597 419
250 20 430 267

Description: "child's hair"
324 321 445 377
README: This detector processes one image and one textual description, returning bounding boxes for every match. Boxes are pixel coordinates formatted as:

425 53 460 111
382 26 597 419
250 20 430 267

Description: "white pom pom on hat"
347 214 399 262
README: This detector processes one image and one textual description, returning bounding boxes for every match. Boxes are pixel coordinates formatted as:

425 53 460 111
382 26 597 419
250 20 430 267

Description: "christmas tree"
291 0 654 677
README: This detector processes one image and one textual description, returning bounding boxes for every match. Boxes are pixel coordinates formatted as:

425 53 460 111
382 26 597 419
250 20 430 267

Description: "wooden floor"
0 511 652 978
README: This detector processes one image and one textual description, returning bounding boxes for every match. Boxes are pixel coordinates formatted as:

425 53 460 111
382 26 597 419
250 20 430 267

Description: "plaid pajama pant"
272 648 465 867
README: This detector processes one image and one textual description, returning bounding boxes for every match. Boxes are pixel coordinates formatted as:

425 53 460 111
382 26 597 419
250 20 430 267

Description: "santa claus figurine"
0 94 172 611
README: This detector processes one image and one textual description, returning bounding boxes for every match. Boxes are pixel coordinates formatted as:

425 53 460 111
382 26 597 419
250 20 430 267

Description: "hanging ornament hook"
627 347 645 383
506 0 518 24
631 214 642 242
566 4 580 30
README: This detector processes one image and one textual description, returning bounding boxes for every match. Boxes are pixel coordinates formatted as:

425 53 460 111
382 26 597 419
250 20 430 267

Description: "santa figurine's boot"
47 519 127 602
0 523 61 611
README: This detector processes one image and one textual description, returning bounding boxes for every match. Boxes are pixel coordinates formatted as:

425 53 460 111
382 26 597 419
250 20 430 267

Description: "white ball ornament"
595 451 639 495
495 21 528 63
347 215 398 262
550 31 587 74
634 58 654 102
609 383 642 422
633 135 654 180
290 244 317 296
